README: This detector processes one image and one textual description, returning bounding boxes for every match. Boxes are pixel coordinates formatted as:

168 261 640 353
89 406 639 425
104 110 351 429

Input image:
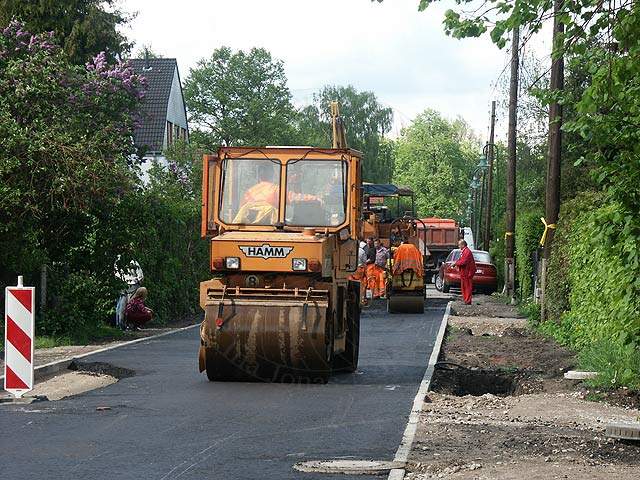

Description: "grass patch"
445 326 460 342
0 323 125 353
579 337 640 391
585 391 606 402
497 365 520 374
35 336 72 349
69 323 126 345
518 298 541 325
490 292 511 304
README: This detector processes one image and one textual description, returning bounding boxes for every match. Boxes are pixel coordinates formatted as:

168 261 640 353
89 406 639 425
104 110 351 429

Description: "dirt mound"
450 298 525 319
409 307 640 479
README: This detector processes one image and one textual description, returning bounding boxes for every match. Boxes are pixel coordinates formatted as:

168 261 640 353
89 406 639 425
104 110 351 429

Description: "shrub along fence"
541 191 640 389
515 209 544 300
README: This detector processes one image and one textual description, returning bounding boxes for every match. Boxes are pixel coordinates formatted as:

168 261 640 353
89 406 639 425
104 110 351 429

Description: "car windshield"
219 158 281 225
473 251 492 263
284 160 347 227
447 250 461 262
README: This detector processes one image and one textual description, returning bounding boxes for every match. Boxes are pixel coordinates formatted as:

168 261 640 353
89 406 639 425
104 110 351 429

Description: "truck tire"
333 282 360 373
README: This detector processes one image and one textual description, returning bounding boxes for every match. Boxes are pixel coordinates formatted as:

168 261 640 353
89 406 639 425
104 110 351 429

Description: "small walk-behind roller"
387 269 425 314
385 217 426 314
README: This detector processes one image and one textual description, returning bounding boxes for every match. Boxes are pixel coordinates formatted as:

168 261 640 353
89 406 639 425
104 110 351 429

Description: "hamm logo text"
239 244 293 259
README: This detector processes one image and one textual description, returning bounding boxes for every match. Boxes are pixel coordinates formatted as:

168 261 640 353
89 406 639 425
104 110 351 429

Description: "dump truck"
198 105 362 382
418 217 462 283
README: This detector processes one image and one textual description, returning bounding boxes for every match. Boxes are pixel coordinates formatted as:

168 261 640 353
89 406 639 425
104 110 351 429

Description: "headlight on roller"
292 258 307 271
225 257 240 269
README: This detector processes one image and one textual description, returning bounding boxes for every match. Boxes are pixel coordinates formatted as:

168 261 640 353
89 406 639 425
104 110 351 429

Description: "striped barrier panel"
4 276 35 398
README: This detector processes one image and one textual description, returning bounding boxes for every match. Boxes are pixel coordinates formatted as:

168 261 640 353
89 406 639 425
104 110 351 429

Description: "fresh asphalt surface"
0 297 446 480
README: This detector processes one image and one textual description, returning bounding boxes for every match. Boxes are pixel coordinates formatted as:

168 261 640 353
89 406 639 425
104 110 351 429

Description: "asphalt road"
0 298 446 480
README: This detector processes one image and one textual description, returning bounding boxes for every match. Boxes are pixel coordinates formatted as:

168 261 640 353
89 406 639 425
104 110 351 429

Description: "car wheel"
434 272 443 292
442 280 450 293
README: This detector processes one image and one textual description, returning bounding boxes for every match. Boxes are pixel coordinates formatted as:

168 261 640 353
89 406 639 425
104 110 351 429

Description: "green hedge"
515 210 544 299
35 150 209 340
541 191 640 388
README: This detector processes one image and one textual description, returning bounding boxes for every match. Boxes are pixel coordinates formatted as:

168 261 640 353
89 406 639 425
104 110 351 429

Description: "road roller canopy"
363 183 416 223
202 147 363 237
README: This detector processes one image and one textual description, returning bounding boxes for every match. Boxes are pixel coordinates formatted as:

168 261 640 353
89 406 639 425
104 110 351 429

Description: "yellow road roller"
198 145 363 382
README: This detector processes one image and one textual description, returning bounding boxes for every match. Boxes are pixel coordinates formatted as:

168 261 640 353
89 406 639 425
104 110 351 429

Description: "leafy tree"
0 0 132 64
392 109 480 220
0 21 144 336
293 104 328 148
406 0 640 385
377 137 397 185
296 85 394 183
406 0 625 50
122 141 210 322
184 47 297 149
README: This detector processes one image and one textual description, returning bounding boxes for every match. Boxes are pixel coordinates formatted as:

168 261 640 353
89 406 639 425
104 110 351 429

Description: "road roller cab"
199 146 363 382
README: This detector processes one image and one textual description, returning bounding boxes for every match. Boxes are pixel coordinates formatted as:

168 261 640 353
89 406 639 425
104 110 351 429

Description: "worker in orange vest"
242 165 320 209
348 240 369 304
364 238 384 298
243 165 279 207
455 239 476 305
392 238 423 276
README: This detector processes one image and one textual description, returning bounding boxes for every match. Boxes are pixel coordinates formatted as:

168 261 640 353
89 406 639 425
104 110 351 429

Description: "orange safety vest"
243 182 279 207
392 243 424 276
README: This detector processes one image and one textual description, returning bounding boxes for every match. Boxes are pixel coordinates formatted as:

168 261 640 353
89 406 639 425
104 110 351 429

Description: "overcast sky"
122 0 534 140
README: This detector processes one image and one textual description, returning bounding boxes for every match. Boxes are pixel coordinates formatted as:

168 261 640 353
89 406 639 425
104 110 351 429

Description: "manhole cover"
294 459 403 475
606 422 640 441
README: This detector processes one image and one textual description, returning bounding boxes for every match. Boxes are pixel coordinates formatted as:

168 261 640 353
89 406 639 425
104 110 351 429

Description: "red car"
435 249 498 294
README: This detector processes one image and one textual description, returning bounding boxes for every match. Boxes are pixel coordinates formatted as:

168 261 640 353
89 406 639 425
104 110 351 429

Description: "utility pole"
478 174 485 249
540 0 565 317
505 28 520 302
483 101 496 251
471 185 477 242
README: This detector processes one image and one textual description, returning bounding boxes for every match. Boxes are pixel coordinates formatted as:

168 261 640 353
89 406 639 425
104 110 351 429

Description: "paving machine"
198 104 363 382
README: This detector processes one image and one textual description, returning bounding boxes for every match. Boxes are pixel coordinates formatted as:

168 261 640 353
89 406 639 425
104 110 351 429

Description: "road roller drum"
199 288 332 382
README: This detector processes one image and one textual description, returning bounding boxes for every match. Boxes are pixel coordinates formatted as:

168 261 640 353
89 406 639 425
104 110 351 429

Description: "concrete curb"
1 323 200 384
387 301 451 480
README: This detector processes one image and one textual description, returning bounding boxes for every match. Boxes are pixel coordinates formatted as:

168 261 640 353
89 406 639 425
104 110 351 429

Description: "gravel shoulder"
406 294 640 479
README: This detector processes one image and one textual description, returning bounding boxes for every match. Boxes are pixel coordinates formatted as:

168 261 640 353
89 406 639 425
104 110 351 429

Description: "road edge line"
387 300 451 480
1 323 200 383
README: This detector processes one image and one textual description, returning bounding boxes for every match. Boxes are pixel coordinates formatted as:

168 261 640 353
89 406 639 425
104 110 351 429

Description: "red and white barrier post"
4 276 35 398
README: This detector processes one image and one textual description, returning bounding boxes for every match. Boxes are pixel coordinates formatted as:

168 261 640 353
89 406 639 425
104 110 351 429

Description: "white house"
130 57 189 178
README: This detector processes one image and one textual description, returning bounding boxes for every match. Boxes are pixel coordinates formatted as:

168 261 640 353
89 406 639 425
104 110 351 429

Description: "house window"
174 124 180 143
167 121 173 146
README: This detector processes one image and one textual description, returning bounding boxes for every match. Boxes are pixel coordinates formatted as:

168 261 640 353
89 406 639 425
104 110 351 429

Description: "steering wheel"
232 201 278 225
390 216 416 241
